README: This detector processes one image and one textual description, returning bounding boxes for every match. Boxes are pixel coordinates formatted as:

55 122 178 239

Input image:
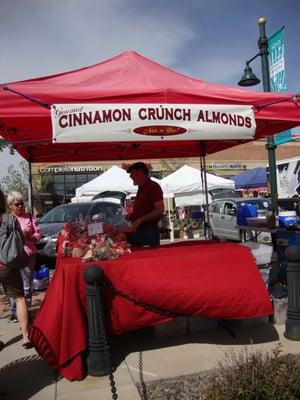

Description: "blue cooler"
33 265 50 291
278 211 297 228
237 204 258 226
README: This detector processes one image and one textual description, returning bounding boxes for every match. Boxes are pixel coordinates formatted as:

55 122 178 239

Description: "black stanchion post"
284 245 300 340
83 264 110 376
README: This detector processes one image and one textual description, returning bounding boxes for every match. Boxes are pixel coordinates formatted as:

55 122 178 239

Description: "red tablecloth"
29 241 272 380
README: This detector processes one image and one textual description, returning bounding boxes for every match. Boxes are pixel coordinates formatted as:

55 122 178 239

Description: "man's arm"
131 200 164 232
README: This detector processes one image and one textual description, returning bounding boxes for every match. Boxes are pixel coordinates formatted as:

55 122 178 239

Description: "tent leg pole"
266 137 278 213
200 149 210 240
167 196 174 242
28 149 34 215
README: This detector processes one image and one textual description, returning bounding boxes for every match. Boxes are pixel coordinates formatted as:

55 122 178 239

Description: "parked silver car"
208 197 271 242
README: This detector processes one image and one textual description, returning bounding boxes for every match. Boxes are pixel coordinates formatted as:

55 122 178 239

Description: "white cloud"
0 0 298 92
0 0 197 82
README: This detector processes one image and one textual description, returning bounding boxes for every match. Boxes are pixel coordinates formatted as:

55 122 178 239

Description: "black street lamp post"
238 17 278 212
239 19 300 340
257 17 271 92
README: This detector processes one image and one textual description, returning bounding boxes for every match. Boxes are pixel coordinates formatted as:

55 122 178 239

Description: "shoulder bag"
0 213 27 269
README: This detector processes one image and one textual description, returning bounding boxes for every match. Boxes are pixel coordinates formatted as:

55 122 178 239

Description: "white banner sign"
51 103 256 143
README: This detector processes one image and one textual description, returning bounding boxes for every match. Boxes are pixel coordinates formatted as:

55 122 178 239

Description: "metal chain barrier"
103 279 187 400
138 351 149 400
84 265 187 400
89 272 235 400
95 283 119 400
97 277 211 399
105 280 184 318
104 279 237 393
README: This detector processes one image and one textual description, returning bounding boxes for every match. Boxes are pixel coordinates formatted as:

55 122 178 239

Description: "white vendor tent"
73 165 137 202
161 165 235 198
73 165 161 202
174 192 208 207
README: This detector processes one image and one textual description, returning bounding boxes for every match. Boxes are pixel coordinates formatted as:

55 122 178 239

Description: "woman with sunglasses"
0 189 32 348
7 191 42 321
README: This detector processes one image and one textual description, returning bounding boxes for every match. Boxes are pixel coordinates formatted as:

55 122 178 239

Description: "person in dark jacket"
126 162 164 247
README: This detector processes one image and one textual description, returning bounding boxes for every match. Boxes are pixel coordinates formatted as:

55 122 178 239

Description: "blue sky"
0 0 299 177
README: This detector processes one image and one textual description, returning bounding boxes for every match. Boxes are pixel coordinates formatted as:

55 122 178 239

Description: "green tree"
0 139 15 154
0 159 50 199
159 158 187 178
1 160 29 199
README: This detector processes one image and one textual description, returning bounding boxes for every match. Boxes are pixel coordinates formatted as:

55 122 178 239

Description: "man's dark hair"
127 162 149 175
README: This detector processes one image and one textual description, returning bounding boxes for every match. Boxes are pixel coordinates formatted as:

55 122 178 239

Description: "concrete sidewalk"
1 286 300 400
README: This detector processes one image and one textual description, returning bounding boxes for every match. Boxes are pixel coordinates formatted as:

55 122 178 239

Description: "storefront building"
38 164 104 199
32 138 300 211
33 164 104 213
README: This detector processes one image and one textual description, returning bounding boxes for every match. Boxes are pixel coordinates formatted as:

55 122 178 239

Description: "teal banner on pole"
268 27 287 93
274 131 292 145
268 27 291 139
274 131 300 145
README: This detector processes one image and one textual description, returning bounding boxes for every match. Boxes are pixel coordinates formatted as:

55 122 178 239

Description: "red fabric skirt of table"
29 241 272 380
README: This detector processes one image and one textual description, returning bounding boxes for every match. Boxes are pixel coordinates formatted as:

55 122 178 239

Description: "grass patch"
201 343 300 400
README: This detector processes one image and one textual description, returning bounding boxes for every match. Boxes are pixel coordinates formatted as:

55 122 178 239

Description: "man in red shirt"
126 162 164 247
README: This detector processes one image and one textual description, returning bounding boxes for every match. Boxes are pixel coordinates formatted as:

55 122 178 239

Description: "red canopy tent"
0 50 299 162
1 52 295 380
